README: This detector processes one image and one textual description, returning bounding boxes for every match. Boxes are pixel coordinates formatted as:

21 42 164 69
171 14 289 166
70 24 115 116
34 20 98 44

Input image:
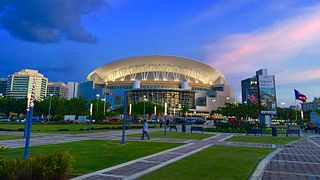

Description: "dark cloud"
0 0 107 44
38 65 76 74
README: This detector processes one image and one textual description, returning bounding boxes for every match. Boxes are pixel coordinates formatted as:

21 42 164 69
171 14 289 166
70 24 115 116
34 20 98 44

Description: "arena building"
79 55 235 114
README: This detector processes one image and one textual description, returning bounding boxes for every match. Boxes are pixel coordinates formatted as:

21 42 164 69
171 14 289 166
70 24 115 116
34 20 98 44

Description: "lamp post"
48 94 53 123
154 105 157 128
89 103 93 134
121 91 127 144
164 102 167 136
96 94 100 113
143 95 147 120
226 96 230 104
280 102 286 123
24 78 36 160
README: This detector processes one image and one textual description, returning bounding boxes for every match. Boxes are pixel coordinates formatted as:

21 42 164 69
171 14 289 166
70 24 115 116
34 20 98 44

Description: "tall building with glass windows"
0 78 7 96
241 68 277 126
241 77 258 105
47 82 68 99
6 69 48 100
79 55 235 114
67 82 79 100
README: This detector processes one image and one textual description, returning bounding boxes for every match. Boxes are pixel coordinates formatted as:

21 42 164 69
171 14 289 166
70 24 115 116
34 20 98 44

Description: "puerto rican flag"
247 91 257 105
294 89 307 103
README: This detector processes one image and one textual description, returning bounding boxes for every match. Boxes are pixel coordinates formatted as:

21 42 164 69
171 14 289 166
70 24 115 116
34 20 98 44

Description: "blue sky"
1 0 320 106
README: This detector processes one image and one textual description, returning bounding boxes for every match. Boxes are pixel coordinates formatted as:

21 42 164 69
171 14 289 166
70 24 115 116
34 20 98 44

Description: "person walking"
141 120 150 140
159 119 163 128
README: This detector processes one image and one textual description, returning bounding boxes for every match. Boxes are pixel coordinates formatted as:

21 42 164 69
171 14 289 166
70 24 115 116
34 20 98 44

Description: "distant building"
241 68 277 126
47 82 68 99
6 69 48 100
79 55 235 114
0 78 7 96
241 77 258 106
301 98 320 112
241 68 277 113
67 82 79 100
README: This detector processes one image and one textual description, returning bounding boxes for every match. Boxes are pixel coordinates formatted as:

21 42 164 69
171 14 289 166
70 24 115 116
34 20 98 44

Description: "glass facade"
6 70 48 100
241 77 258 105
127 89 195 109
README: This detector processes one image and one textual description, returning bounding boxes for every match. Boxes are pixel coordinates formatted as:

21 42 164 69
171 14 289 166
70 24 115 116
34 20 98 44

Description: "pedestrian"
141 120 150 140
166 119 170 127
159 119 163 128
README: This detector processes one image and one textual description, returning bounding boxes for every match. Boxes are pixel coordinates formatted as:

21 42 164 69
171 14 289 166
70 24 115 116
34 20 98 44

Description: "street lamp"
280 102 286 123
96 94 100 113
48 94 53 123
143 95 147 120
164 102 167 136
102 98 106 116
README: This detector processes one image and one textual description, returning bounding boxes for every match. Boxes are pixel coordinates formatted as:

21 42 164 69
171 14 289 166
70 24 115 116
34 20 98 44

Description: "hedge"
0 151 74 180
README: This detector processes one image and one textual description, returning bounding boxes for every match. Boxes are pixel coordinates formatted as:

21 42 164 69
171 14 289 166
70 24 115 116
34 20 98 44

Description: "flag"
247 91 257 104
294 89 307 103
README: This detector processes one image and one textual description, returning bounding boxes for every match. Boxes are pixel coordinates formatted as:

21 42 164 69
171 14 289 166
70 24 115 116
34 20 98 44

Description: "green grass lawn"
0 134 22 141
0 139 181 177
227 136 301 144
0 123 144 134
140 146 272 180
128 130 213 140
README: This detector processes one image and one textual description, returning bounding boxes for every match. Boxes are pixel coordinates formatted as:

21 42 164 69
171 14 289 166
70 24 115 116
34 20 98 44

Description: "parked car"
147 118 158 123
186 118 196 124
194 119 206 125
129 117 142 123
0 118 10 122
174 117 186 124
15 119 26 123
108 118 121 123
32 118 44 123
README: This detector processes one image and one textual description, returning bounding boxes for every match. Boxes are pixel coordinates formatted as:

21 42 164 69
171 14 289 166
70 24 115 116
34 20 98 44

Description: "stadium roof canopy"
87 55 226 85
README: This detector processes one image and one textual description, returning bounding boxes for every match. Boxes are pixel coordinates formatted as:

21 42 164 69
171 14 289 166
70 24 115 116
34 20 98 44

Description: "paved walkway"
260 136 320 180
0 129 159 149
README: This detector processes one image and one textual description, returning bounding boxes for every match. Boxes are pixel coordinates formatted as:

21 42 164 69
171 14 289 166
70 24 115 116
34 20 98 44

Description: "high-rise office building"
6 69 48 100
47 82 68 99
0 78 7 96
67 82 79 100
241 68 277 125
241 77 258 106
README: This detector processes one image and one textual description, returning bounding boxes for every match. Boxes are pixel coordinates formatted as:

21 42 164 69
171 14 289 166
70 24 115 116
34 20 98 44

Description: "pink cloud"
204 6 320 78
277 68 320 85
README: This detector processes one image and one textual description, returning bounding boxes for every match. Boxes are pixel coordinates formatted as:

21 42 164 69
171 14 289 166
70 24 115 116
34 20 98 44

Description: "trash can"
272 127 277 136
182 123 186 132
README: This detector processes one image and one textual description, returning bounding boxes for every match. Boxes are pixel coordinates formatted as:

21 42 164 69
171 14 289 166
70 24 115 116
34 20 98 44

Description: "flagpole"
294 89 297 123
295 99 297 122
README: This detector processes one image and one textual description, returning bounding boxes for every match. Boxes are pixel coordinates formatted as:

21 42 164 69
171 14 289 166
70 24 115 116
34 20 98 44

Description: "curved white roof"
87 55 226 85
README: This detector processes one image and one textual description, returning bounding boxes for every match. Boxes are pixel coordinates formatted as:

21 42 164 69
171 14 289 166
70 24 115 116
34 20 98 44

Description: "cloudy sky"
1 0 319 106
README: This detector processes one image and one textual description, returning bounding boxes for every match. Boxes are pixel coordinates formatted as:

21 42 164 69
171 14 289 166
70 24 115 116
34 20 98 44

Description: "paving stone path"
0 129 158 148
261 136 320 180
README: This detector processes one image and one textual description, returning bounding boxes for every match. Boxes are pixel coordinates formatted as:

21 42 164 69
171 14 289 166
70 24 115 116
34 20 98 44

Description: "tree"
131 102 163 117
216 103 264 120
0 97 27 118
91 99 109 122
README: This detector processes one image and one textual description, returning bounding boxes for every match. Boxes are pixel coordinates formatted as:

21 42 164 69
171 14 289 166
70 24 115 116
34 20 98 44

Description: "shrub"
0 146 8 152
0 151 74 180
17 128 24 131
